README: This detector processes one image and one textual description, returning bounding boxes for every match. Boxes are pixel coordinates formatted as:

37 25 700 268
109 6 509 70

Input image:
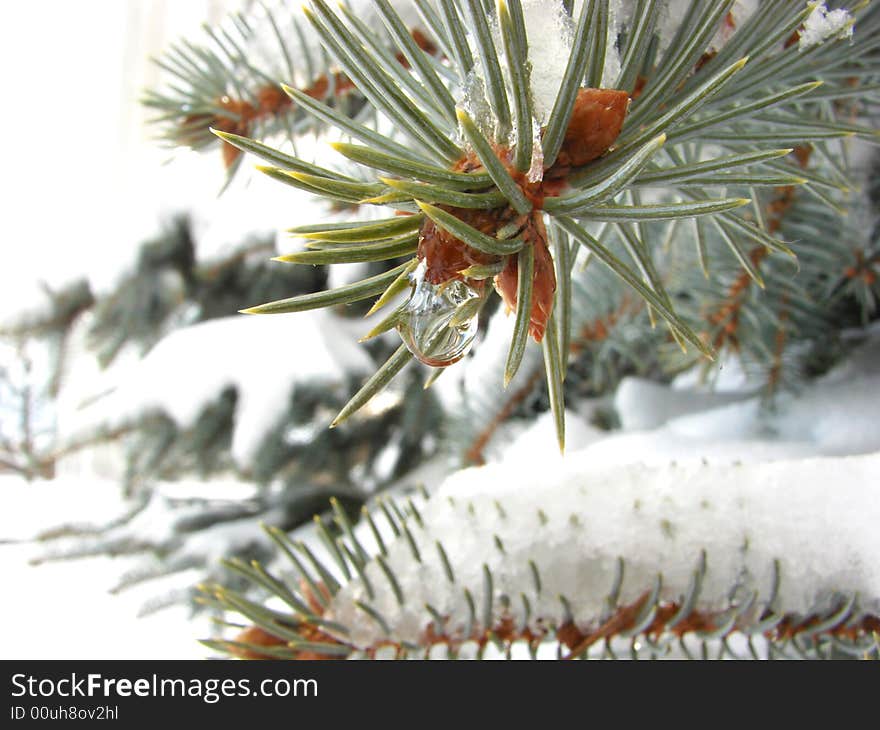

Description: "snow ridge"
327 452 880 649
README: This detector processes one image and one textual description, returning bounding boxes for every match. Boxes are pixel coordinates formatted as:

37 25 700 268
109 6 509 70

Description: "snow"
0 476 211 659
671 352 751 392
519 0 576 122
69 312 374 466
655 0 696 56
2 0 878 660
480 332 880 471
518 0 622 114
799 3 854 51
6 321 880 661
496 407 606 462
604 336 880 463
327 451 880 648
614 376 753 431
600 0 623 88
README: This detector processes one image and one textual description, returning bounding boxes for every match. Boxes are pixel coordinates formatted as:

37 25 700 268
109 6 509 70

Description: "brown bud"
230 625 286 660
555 88 630 168
493 212 556 342
417 208 507 285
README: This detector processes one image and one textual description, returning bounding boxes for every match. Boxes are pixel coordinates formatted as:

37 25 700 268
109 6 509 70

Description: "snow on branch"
324 451 879 652
71 312 373 467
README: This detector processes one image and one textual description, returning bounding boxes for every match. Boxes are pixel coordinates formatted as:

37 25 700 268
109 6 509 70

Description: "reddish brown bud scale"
300 579 333 616
792 144 813 169
493 213 556 341
256 84 292 115
221 140 242 168
214 121 249 168
212 96 258 168
231 620 345 660
410 29 438 56
417 209 507 285
630 75 648 100
304 71 356 100
230 625 287 659
695 50 718 71
555 88 630 169
396 29 440 69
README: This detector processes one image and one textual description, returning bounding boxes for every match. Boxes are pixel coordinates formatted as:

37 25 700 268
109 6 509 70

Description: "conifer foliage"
191 0 880 450
139 0 880 658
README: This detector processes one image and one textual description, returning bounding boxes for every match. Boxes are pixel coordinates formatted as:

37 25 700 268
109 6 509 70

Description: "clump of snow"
519 0 623 117
71 312 374 466
326 451 880 648
496 407 605 463
495 332 880 469
600 0 623 87
671 352 750 392
458 71 496 140
460 0 627 137
799 2 854 50
0 476 211 659
614 376 753 431
607 334 880 464
654 0 694 56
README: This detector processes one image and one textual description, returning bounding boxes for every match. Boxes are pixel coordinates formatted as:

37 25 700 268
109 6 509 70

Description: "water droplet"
397 262 483 367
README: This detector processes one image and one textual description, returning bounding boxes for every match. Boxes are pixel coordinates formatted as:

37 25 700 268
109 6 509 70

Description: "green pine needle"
331 345 414 427
504 244 535 386
416 202 524 256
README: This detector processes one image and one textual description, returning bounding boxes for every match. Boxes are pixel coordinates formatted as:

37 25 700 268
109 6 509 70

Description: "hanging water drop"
397 262 483 367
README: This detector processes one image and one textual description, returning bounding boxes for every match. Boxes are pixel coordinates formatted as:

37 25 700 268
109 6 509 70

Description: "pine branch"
202 0 879 450
204 453 880 660
144 1 441 183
